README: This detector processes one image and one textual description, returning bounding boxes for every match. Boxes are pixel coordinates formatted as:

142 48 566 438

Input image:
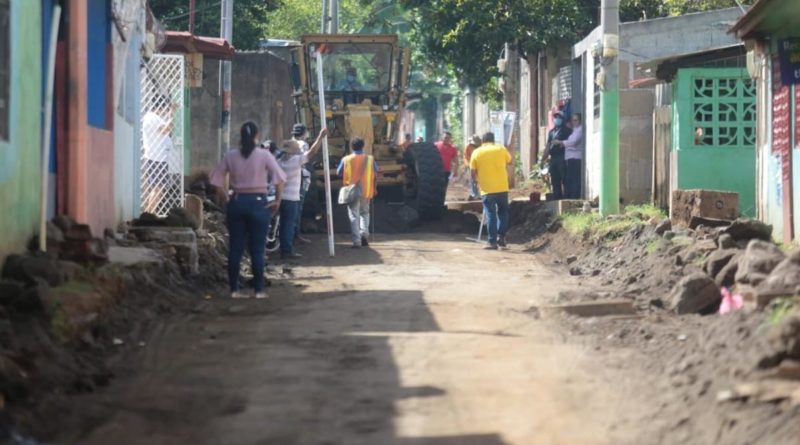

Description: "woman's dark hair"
240 121 259 158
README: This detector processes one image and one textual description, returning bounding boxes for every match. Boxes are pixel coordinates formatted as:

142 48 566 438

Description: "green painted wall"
0 1 42 259
673 68 756 217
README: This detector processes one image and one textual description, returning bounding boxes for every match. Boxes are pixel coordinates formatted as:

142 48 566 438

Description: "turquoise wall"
0 1 42 259
673 68 757 217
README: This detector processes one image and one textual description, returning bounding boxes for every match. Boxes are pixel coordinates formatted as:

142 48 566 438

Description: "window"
0 0 10 141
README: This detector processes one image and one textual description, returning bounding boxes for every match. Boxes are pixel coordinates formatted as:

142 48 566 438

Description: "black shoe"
361 236 369 247
497 236 507 248
483 243 498 250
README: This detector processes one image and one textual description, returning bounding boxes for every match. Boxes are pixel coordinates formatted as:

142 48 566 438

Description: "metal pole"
316 50 336 256
328 0 338 33
599 0 620 215
219 0 233 159
39 5 62 252
321 0 328 33
189 0 196 34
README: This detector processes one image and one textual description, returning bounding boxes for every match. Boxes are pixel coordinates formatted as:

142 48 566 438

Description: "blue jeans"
226 194 271 292
482 192 509 245
279 200 301 254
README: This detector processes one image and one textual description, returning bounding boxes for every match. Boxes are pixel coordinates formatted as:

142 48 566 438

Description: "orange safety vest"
342 154 377 199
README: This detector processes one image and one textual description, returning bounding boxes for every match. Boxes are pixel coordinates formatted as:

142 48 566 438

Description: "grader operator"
288 34 447 220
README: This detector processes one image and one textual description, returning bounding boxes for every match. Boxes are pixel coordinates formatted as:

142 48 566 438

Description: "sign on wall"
778 38 800 85
489 111 517 147
772 56 791 182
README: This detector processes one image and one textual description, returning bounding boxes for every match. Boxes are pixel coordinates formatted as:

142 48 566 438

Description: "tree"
664 0 750 15
149 0 281 50
401 0 595 96
262 0 376 40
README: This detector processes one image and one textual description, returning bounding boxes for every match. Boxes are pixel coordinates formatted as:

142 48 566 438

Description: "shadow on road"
44 282 512 445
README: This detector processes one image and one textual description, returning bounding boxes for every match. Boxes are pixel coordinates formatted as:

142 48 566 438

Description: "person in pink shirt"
210 121 287 299
434 131 458 184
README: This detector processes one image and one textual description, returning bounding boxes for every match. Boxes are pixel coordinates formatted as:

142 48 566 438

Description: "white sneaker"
231 291 250 299
254 292 269 299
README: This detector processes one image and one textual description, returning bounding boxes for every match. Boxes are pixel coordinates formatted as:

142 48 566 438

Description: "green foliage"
400 0 751 96
663 0 750 15
562 204 666 242
150 0 280 50
767 297 799 326
263 0 376 40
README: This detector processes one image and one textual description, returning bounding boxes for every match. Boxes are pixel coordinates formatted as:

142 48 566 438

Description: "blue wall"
87 0 110 129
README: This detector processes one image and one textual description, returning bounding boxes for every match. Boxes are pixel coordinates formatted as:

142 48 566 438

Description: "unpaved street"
56 234 651 445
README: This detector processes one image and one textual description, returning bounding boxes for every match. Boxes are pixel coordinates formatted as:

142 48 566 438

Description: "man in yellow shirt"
469 132 512 250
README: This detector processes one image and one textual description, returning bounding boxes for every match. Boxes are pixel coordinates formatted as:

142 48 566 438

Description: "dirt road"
54 234 654 445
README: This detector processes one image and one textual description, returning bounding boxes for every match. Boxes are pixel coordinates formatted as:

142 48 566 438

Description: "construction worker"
435 131 459 185
470 131 512 250
337 137 379 248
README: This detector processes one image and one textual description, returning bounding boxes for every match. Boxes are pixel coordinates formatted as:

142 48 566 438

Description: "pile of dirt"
519 209 800 444
0 215 232 442
559 310 799 445
505 201 556 244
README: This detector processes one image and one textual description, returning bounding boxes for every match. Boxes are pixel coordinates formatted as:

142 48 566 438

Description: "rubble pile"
0 212 231 438
533 211 800 443
505 201 557 243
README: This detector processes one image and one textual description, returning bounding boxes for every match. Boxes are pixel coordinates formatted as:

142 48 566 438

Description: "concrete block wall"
190 52 296 174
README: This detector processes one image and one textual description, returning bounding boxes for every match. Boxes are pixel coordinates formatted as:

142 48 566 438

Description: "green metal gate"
673 68 757 216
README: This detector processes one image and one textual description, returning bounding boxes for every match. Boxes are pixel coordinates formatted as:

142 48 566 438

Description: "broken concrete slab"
761 360 800 381
671 189 738 228
445 201 483 213
537 299 636 318
107 246 164 267
184 194 204 231
127 227 199 276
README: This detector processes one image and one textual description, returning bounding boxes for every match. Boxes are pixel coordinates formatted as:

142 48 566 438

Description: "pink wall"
87 128 115 233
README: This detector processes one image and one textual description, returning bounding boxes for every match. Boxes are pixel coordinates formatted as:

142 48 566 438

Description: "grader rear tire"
404 142 446 220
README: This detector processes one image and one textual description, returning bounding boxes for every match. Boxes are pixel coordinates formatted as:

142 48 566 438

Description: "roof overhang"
163 31 235 60
300 34 399 46
731 0 800 40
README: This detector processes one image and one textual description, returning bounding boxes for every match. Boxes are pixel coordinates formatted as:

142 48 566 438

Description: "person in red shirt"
434 131 458 184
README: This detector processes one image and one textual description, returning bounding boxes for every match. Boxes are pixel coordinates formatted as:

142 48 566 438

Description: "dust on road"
54 234 652 445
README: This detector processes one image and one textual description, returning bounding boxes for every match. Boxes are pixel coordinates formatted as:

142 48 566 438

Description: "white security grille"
140 54 185 216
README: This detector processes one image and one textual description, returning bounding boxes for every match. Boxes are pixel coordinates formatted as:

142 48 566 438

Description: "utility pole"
599 0 620 215
321 0 328 33
328 0 338 33
219 0 233 159
188 0 196 34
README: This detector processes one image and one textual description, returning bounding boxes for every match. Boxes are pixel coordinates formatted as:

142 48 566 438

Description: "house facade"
572 8 744 205
0 0 42 258
732 0 800 243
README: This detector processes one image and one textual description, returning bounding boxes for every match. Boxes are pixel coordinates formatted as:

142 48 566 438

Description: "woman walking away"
211 122 286 299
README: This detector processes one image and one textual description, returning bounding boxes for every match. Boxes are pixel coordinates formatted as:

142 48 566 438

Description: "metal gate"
140 54 185 216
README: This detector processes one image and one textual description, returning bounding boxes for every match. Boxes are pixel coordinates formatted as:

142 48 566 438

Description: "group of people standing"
209 121 376 299
542 112 584 200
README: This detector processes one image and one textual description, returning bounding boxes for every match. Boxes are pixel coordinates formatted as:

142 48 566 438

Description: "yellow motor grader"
289 34 446 220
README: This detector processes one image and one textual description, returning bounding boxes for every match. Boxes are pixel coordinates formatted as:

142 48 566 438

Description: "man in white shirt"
141 96 177 213
276 126 327 260
557 113 584 200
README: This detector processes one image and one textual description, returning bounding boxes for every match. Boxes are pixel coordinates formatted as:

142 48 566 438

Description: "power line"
160 1 222 22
